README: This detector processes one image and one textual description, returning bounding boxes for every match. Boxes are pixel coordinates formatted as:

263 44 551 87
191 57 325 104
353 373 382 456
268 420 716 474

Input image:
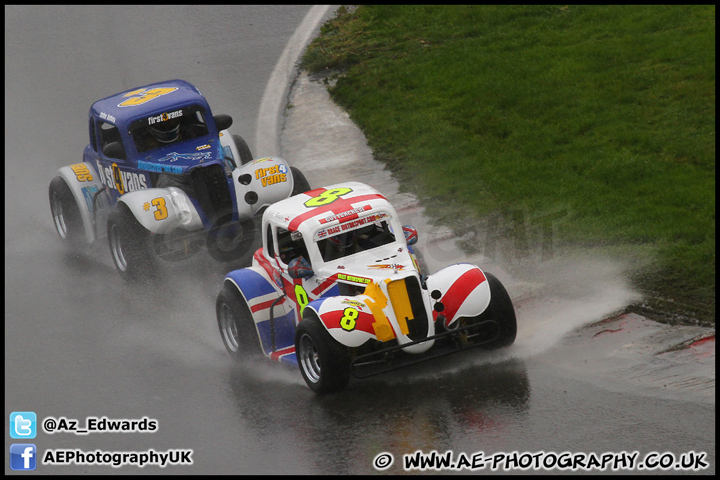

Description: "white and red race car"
216 182 516 393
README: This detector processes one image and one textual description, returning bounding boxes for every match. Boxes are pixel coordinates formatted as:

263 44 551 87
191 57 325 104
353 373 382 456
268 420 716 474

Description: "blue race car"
49 79 310 280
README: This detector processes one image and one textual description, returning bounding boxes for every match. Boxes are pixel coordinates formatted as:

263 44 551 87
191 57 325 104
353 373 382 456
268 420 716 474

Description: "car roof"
265 182 397 235
89 79 210 127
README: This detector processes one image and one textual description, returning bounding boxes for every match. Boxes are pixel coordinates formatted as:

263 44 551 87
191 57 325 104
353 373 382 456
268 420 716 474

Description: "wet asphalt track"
5 5 715 475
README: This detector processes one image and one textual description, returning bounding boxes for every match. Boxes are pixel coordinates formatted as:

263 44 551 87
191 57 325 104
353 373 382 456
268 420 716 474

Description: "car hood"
137 139 221 175
317 246 419 286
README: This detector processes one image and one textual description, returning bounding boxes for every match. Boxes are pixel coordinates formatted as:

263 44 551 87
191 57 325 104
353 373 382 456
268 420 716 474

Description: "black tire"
49 176 84 247
295 314 350 394
107 204 157 281
206 214 256 262
216 283 263 358
232 134 254 165
290 166 311 196
474 272 517 349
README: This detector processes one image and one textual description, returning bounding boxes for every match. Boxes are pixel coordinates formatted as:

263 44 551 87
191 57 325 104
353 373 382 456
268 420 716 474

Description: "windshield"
277 228 309 266
130 105 209 153
317 218 396 262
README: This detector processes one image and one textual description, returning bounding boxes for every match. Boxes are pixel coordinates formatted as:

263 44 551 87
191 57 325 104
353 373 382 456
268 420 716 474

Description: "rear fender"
232 157 294 218
224 267 293 356
117 187 203 234
425 264 491 328
56 163 109 244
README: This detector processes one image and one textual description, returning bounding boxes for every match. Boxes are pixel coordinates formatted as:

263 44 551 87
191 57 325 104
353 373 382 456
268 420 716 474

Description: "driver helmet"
329 231 356 250
288 256 312 278
150 118 181 143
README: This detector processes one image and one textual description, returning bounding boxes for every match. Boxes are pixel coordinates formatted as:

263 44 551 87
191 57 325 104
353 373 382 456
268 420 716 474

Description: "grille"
189 164 233 223
387 276 428 341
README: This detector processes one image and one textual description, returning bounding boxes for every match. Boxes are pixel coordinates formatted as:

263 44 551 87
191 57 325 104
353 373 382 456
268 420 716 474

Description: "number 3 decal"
118 87 177 107
151 197 168 221
304 187 353 208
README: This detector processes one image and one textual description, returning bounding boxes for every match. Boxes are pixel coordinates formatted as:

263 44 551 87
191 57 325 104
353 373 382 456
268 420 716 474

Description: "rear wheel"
107 204 157 281
290 167 311 196
233 134 254 165
295 314 350 394
49 176 84 247
216 283 262 358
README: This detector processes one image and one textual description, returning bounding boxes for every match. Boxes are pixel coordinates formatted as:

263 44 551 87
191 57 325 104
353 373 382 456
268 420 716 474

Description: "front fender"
425 264 491 328
56 163 109 244
218 130 242 164
232 157 294 218
117 187 203 234
305 296 379 348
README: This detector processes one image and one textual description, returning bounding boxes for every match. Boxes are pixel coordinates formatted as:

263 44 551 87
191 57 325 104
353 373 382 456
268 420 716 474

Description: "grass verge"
301 5 715 325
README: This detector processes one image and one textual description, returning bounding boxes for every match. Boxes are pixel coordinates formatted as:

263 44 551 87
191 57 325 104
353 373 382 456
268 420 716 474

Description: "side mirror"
402 225 418 245
102 141 125 159
288 256 314 279
214 114 233 131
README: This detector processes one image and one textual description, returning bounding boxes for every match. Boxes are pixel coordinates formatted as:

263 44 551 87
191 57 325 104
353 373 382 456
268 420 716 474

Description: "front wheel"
107 205 157 281
206 215 256 262
295 314 350 394
474 272 517 349
49 176 84 247
233 134 254 165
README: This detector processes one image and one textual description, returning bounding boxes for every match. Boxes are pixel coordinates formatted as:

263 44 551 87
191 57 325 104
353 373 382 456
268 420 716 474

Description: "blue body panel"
86 79 227 209
279 353 298 367
256 310 296 355
225 268 277 300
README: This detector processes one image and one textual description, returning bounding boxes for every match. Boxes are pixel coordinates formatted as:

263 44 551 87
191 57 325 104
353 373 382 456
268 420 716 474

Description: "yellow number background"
304 187 353 208
118 87 177 107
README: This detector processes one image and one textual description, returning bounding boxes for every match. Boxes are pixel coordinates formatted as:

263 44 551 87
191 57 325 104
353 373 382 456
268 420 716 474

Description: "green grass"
302 5 715 324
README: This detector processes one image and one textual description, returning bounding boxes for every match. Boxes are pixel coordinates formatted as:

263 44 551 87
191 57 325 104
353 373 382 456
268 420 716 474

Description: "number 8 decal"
340 307 358 331
295 284 310 316
304 187 353 208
